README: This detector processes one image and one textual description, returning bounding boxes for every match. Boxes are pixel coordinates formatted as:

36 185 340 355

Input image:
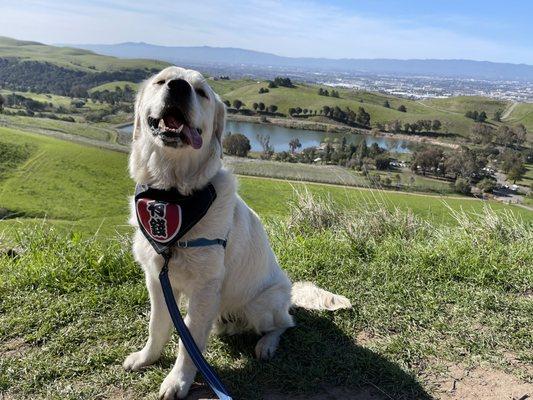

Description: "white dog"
124 66 351 399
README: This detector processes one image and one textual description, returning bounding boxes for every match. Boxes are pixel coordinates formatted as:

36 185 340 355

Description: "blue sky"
0 0 532 64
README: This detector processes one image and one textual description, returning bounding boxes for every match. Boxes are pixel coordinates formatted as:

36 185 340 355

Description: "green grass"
0 195 531 399
88 81 140 93
1 114 119 142
0 126 530 240
0 36 169 72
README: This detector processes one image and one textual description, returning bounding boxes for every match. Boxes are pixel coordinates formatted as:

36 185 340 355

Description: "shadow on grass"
181 309 432 400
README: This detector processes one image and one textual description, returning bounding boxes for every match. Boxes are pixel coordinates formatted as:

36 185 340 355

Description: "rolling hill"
0 36 168 72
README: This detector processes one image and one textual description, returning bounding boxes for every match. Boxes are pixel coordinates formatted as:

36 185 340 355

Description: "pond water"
119 120 412 153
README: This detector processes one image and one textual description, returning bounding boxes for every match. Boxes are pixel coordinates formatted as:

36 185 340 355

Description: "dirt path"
502 101 518 120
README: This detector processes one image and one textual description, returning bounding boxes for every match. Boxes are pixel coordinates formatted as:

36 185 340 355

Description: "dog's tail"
291 281 352 311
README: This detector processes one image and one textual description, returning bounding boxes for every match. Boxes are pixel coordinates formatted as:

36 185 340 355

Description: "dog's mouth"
148 110 202 149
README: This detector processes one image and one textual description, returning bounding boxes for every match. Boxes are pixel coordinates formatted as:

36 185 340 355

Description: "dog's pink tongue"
181 125 203 149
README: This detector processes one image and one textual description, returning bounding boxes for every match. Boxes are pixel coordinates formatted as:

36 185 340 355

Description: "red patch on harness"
136 199 182 243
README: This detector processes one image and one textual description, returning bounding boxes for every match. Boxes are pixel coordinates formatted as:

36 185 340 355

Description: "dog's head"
133 66 225 152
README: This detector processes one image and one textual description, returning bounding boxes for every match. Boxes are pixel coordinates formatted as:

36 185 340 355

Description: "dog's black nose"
168 79 191 100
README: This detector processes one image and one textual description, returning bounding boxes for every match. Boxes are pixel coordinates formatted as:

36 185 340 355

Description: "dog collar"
135 183 217 254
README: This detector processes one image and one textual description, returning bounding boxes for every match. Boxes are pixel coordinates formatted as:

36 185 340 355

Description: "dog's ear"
213 94 226 155
132 81 147 141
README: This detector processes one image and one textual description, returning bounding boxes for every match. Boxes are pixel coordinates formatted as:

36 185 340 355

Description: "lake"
119 120 412 153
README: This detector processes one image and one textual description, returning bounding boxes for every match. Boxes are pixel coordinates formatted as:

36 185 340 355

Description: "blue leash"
159 238 232 400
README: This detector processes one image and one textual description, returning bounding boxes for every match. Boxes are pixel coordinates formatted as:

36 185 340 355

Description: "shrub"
476 178 496 193
222 133 251 157
453 177 471 195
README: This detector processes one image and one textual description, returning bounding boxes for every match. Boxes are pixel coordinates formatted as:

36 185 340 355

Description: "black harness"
135 183 232 400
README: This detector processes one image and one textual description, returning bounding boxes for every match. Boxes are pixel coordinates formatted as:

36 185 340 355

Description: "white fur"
124 66 351 399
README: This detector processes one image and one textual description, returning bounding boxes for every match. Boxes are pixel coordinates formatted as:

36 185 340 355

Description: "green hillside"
216 80 516 140
0 36 169 72
0 126 530 240
505 102 533 140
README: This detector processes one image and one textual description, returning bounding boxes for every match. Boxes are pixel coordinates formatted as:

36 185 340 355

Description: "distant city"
319 73 533 102
179 62 533 102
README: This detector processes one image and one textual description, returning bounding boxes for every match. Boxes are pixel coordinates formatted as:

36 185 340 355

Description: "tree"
273 77 295 88
257 134 274 159
383 100 390 108
267 104 278 113
470 123 494 144
288 138 302 154
223 99 231 107
0 94 4 110
288 107 296 116
507 163 526 183
493 109 503 122
267 81 277 89
375 155 390 170
453 177 471 195
476 178 496 193
252 102 259 111
398 105 407 112
222 133 251 157
258 102 265 111
410 147 444 176
432 119 441 132
356 107 371 127
232 99 243 110
478 111 487 123
331 90 340 98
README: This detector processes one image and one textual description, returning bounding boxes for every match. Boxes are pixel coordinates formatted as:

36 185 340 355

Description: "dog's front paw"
123 350 158 371
159 374 191 400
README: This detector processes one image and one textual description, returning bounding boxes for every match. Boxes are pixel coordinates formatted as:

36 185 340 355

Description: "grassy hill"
0 36 169 72
505 102 533 141
0 126 531 238
0 128 531 399
212 80 519 141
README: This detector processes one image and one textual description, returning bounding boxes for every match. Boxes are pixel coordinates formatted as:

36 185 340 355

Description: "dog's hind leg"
255 327 287 360
124 274 174 371
244 279 295 360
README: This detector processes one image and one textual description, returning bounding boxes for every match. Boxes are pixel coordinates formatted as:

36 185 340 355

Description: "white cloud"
0 0 530 63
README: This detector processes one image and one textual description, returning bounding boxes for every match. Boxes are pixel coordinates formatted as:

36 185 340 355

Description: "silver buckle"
176 241 188 248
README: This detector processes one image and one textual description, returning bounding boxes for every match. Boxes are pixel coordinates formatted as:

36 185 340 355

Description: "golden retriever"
124 66 351 399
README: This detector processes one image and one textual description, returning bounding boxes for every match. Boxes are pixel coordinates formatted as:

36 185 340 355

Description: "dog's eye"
195 88 208 99
155 79 166 85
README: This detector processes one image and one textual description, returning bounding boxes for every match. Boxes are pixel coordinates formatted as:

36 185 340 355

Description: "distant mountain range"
71 42 533 81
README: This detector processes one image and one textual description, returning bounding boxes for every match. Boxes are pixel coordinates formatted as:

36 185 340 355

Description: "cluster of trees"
1 93 49 112
381 119 442 135
268 77 295 88
273 139 389 171
500 149 527 183
252 102 278 113
258 87 269 94
289 107 317 116
410 146 490 194
465 110 488 122
317 88 339 98
0 58 156 96
321 105 371 128
89 85 135 105
470 123 526 148
223 99 281 115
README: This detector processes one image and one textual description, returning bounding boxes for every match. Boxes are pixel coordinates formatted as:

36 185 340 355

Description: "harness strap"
176 238 227 248
159 242 232 400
